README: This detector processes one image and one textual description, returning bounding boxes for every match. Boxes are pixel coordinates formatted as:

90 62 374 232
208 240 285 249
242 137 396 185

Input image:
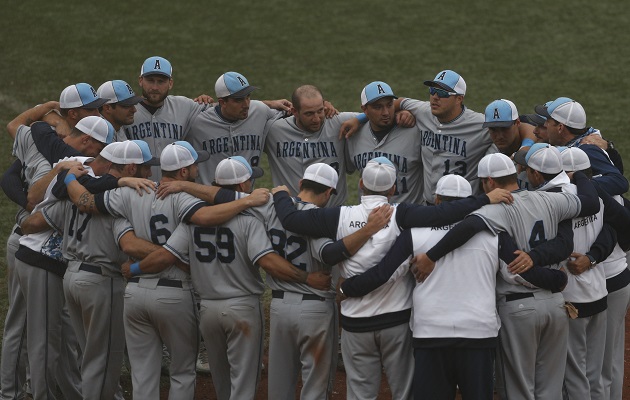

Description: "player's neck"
297 191 322 206
437 105 464 124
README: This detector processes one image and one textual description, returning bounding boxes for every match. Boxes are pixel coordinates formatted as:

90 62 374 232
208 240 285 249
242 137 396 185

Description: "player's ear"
138 76 143 86
360 105 367 113
298 179 304 192
359 179 366 192
168 78 174 90
387 185 396 197
434 194 442 205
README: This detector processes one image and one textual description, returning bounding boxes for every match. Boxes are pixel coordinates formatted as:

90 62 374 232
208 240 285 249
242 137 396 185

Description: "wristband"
64 173 77 185
130 262 142 276
521 138 535 148
356 113 368 124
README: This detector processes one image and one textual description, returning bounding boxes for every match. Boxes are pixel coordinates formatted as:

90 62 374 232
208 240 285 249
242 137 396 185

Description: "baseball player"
537 97 628 195
412 152 600 400
271 157 515 400
185 71 288 185
346 81 423 204
2 87 110 400
126 157 332 400
97 80 143 137
264 85 356 207
19 141 161 400
121 56 211 180
339 174 567 399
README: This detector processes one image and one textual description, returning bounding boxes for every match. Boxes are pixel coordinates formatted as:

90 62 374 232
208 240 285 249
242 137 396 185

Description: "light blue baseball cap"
140 56 173 78
483 99 519 128
535 97 586 129
360 81 397 106
59 83 108 109
215 71 259 99
423 70 467 95
97 80 143 106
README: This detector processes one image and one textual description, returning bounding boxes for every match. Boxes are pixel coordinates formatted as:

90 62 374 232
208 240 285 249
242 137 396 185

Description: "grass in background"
0 0 628 347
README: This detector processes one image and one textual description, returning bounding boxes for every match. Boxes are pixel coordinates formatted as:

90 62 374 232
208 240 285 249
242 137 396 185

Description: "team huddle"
2 55 629 400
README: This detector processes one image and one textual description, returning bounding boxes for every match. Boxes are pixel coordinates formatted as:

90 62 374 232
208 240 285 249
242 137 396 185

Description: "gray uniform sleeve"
42 200 69 233
164 222 192 264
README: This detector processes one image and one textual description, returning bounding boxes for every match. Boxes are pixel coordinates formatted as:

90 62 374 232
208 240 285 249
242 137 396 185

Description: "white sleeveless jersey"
264 113 357 207
164 213 274 300
400 99 497 203
410 225 500 339
100 186 204 281
122 96 207 179
185 100 284 185
336 196 412 318
347 123 424 204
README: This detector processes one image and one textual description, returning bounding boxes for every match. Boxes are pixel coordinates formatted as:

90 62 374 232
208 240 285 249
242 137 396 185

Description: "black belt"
505 292 535 302
79 263 102 274
272 290 325 302
127 277 183 288
13 227 23 236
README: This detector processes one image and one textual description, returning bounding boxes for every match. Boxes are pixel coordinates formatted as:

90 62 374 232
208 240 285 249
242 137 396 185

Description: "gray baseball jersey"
347 123 424 204
400 99 497 203
185 100 284 185
121 96 208 179
164 212 274 299
12 125 52 187
264 113 357 207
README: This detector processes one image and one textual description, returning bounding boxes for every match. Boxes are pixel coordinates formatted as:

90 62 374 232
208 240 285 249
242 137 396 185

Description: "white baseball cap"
74 116 115 145
101 140 159 165
477 153 517 178
360 81 397 106
483 99 519 128
362 157 397 192
60 83 108 109
215 72 259 99
423 70 467 95
97 80 143 106
435 174 472 198
303 163 339 194
525 144 563 174
214 156 264 185
561 147 591 172
160 141 210 171
535 97 586 129
140 56 172 78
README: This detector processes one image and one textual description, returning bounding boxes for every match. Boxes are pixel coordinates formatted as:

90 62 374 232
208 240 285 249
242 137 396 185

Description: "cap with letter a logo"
140 56 173 78
482 99 519 128
97 80 144 106
59 83 109 109
423 69 467 95
215 71 259 99
360 81 397 106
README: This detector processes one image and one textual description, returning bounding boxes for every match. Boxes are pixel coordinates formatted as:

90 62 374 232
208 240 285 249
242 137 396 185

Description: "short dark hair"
300 179 330 195
436 195 466 203
161 169 179 178
362 187 391 196
109 163 125 173
488 173 518 186
567 126 588 136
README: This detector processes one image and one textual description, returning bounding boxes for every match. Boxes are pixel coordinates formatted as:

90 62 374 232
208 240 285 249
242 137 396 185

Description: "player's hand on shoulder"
323 100 339 118
366 204 393 234
247 188 270 206
486 188 513 205
507 250 533 274
193 94 215 104
121 260 133 279
395 110 416 128
271 185 290 195
66 164 88 177
119 178 156 196
156 180 187 199
265 99 293 114
410 253 435 283
306 271 332 291
580 133 607 150
339 118 360 139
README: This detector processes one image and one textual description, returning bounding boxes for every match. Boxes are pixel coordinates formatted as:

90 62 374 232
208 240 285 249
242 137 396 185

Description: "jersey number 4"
529 220 547 248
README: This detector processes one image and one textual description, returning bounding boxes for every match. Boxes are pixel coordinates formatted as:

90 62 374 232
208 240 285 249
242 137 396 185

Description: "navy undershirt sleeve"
30 122 81 163
320 240 352 266
573 171 601 217
1 160 28 208
395 194 490 229
587 223 617 263
426 215 488 261
273 191 340 239
528 219 574 266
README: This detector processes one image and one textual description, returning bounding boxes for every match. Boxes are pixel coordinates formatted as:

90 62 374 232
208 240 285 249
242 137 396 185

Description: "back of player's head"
477 153 516 179
97 80 143 107
301 163 338 194
361 157 397 195
215 72 258 99
100 140 159 166
435 174 472 202
140 56 172 78
561 147 592 177
60 83 108 111
74 116 115 145
160 141 210 172
423 70 466 96
523 144 563 175
214 156 264 186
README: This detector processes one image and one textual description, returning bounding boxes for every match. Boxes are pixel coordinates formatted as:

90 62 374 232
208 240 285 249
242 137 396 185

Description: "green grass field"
1 0 629 376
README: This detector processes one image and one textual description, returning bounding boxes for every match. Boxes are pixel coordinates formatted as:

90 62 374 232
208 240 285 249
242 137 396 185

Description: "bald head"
292 85 323 111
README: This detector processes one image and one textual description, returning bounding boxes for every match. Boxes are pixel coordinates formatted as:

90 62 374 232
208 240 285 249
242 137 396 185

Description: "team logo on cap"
493 108 500 119
153 59 162 70
237 76 247 87
90 86 98 97
125 84 134 95
377 84 386 94
437 71 447 81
